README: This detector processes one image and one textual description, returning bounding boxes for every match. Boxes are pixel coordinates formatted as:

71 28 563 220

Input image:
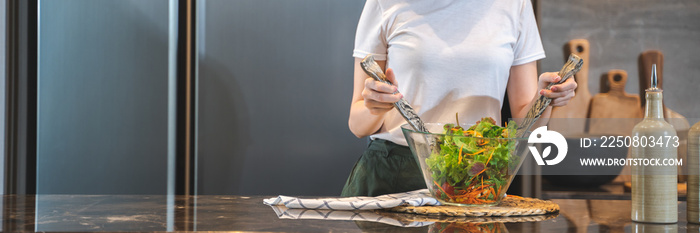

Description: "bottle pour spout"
651 64 658 89
647 64 661 92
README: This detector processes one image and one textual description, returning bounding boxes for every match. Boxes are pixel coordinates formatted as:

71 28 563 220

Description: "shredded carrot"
466 149 486 156
485 150 495 165
467 171 484 184
458 145 463 164
452 185 492 198
446 183 505 204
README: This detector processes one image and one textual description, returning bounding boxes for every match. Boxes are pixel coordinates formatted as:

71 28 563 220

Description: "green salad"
425 117 518 204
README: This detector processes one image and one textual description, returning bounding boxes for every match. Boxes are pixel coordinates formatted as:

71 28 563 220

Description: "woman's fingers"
362 72 401 115
550 77 577 92
542 77 576 98
539 73 578 107
364 77 397 93
538 72 561 88
364 99 396 115
362 86 402 103
541 88 575 99
549 90 575 106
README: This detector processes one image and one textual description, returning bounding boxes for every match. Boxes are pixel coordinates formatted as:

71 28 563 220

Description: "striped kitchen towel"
263 189 439 210
268 205 433 227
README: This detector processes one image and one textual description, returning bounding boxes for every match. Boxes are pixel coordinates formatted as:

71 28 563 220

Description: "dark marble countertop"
1 194 697 232
543 181 689 201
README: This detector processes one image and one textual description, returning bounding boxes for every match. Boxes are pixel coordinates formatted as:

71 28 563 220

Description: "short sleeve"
353 0 388 60
512 0 545 66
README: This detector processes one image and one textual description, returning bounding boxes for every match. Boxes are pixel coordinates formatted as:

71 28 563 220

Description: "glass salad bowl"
401 118 529 206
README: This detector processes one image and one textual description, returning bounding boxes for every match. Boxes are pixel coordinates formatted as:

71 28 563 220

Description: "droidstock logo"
528 126 568 165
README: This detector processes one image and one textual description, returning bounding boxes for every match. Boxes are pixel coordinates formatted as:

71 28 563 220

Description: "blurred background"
2 0 699 197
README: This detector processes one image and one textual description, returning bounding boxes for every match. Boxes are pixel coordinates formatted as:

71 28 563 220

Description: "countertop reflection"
0 194 696 232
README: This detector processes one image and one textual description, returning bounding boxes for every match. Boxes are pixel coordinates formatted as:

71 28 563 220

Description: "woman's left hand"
537 72 577 107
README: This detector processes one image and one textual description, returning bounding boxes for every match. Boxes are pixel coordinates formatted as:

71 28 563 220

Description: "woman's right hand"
362 68 403 115
349 59 399 138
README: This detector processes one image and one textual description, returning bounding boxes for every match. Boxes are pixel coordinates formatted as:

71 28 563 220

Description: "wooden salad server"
549 39 593 136
517 54 584 138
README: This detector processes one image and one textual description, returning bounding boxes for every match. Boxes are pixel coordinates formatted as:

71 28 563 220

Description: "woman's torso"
354 0 544 145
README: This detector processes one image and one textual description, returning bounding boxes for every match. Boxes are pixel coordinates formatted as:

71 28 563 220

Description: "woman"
342 0 577 197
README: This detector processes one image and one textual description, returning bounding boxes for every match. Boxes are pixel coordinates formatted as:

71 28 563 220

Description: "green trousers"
341 139 427 197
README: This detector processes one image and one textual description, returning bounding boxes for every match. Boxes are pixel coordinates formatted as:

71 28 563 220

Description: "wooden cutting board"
588 70 642 136
639 50 690 182
548 39 592 136
590 70 642 184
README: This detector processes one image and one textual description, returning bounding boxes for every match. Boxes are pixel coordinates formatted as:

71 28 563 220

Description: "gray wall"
539 0 700 119
196 0 367 195
37 0 169 194
34 0 366 196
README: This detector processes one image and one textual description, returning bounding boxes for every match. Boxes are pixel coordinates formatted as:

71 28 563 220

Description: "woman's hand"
349 58 399 138
362 68 403 115
537 72 577 107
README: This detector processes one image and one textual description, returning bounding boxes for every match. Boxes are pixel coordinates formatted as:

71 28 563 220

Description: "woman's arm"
506 61 577 128
348 58 402 138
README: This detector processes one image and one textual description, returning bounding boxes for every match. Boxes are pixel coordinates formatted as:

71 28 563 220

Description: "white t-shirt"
353 0 545 146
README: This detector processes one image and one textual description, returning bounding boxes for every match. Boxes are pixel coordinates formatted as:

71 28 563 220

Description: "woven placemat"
387 196 559 217
376 210 557 223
